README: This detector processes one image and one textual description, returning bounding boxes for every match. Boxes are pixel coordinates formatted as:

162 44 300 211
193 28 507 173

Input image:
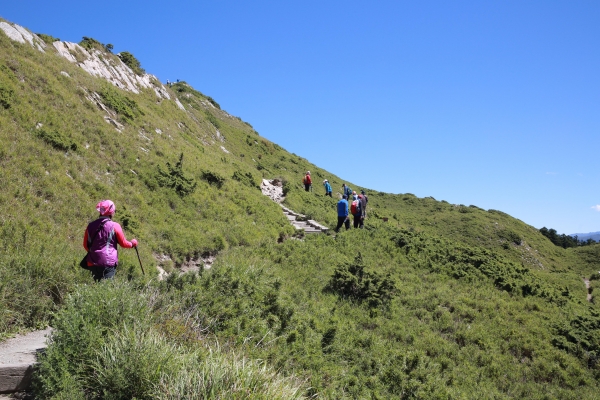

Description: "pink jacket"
83 217 134 267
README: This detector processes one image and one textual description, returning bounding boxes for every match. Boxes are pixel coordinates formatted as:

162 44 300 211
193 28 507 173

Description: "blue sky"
2 1 599 234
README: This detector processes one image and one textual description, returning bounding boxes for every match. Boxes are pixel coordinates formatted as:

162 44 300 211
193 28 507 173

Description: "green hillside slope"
1 19 599 398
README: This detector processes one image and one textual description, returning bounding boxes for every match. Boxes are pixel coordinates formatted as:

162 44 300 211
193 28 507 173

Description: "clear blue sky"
3 1 599 234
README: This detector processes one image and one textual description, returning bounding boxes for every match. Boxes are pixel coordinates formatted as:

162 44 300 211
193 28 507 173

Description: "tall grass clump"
32 280 305 399
156 351 304 400
0 222 85 337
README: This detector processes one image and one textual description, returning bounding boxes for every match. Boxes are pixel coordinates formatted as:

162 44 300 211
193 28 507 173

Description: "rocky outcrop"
0 21 178 104
52 41 168 97
0 21 46 52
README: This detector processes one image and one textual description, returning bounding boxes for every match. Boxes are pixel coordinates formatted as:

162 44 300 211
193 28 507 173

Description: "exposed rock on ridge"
0 20 177 105
0 21 46 52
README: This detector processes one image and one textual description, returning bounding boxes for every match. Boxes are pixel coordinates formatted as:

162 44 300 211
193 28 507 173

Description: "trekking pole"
134 246 145 275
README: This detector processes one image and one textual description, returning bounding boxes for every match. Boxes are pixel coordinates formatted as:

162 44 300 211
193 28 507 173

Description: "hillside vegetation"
1 19 600 398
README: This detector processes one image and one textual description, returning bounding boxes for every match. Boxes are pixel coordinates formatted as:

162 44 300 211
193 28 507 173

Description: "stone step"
0 327 52 394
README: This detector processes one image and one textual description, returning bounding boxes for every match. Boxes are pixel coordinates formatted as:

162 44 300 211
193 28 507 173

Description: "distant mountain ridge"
571 231 600 242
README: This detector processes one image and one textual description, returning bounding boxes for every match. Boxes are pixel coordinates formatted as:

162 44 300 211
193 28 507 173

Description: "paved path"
0 327 52 394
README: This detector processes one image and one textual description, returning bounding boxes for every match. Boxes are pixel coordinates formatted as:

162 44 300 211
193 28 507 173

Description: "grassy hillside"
1 19 600 398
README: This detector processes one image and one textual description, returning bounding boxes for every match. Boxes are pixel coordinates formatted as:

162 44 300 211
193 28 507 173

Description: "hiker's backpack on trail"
345 186 352 198
305 174 312 184
351 199 361 215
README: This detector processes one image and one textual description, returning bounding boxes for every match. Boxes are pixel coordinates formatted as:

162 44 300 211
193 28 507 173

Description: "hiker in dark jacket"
335 195 350 232
323 179 332 197
358 193 367 228
342 184 352 199
360 190 368 211
83 200 138 282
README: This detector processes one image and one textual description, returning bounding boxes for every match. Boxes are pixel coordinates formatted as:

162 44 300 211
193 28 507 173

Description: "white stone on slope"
53 41 78 63
13 24 39 48
0 22 26 44
0 22 45 52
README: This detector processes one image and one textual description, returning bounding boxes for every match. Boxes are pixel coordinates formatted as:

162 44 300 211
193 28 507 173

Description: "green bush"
0 83 13 109
36 128 77 151
553 313 600 369
32 281 152 397
99 85 143 122
36 33 60 45
204 110 221 128
156 153 197 197
79 36 104 52
498 228 522 245
117 51 145 75
201 170 225 188
326 253 396 309
232 170 257 188
32 281 304 399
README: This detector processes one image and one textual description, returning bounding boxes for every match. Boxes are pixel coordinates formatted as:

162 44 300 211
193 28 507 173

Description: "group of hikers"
302 171 369 232
85 172 366 282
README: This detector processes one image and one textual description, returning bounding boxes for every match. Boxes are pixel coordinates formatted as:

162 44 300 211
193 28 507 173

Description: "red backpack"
351 199 360 214
305 174 312 184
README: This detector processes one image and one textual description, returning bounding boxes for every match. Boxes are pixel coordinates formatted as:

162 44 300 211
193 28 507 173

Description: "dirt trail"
583 278 593 302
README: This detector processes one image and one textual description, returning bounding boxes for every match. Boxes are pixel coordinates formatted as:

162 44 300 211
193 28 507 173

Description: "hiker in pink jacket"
83 200 138 281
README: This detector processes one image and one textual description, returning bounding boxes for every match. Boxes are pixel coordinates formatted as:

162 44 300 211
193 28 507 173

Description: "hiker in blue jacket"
335 195 350 232
323 179 332 197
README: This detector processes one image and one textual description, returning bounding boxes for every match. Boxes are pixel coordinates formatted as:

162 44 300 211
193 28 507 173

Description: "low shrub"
201 170 225 188
326 253 396 309
204 110 221 128
32 280 304 399
117 51 145 75
36 128 77 151
156 153 197 197
79 36 104 52
99 86 143 122
36 33 60 45
232 170 258 188
0 83 13 109
498 228 522 245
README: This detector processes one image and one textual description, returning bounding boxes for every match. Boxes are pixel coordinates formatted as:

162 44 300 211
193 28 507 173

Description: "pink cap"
96 200 115 216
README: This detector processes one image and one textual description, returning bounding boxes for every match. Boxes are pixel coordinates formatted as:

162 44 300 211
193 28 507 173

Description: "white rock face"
0 21 45 52
1 21 192 114
53 41 78 62
1 22 172 99
0 22 25 43
175 98 185 110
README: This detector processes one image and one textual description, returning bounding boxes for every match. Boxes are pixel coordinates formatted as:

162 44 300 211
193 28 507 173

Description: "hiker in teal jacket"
323 180 332 197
